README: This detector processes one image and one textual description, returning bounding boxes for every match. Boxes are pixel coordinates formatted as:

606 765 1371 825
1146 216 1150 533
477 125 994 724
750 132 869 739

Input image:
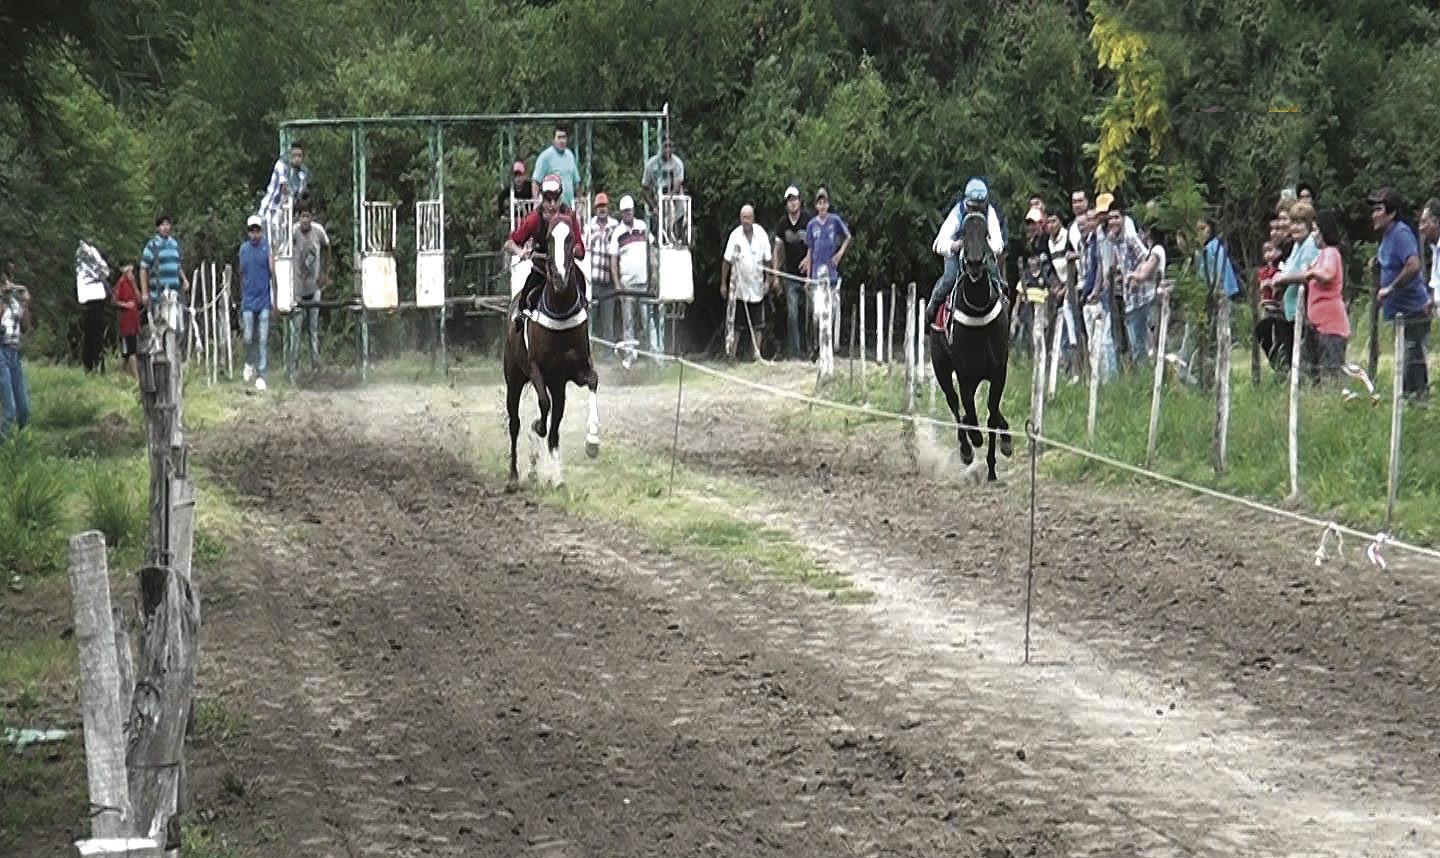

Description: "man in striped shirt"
140 214 190 323
258 142 309 246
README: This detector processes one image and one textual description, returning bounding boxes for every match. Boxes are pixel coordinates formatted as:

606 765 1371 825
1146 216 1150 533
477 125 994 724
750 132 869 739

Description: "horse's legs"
989 363 1013 459
583 367 600 458
547 381 567 486
505 377 523 492
529 360 550 438
958 377 984 448
932 361 972 466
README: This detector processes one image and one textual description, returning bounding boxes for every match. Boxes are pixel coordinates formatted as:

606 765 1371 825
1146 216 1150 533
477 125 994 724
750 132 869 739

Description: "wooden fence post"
1213 295 1232 474
1286 284 1306 502
1086 307 1100 444
1386 316 1406 529
1030 292 1048 444
1145 288 1172 468
904 284 916 413
859 284 867 400
887 283 896 372
68 532 132 839
1368 268 1381 381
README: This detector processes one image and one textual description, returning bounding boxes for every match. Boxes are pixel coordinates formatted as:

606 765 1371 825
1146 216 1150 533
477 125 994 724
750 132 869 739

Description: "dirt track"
185 362 1439 857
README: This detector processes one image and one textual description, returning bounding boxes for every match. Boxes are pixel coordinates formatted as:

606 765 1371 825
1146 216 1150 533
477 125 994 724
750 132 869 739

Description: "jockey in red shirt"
504 173 585 331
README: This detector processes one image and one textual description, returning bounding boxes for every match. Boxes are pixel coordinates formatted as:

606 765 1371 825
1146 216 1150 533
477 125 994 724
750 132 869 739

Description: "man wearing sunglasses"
504 173 585 332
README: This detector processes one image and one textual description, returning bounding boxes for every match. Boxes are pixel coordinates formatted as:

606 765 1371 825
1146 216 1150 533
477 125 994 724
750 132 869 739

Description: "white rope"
593 335 1440 567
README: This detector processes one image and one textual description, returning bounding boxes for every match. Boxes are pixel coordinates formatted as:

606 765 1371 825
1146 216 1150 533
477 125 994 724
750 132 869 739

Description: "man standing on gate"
239 216 275 391
584 192 619 344
533 126 583 207
643 136 687 247
290 203 331 372
773 185 811 360
258 141 309 248
721 205 774 361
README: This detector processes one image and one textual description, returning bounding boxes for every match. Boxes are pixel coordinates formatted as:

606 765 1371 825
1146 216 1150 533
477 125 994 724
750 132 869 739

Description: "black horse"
929 210 1012 481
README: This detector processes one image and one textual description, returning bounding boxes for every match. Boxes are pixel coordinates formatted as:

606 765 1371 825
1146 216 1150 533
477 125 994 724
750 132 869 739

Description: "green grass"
486 438 868 601
81 460 146 550
193 696 251 744
808 346 1440 544
182 821 245 858
0 636 75 719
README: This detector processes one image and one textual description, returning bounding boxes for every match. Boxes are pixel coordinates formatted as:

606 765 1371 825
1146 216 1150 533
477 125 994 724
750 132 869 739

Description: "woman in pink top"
1303 210 1350 382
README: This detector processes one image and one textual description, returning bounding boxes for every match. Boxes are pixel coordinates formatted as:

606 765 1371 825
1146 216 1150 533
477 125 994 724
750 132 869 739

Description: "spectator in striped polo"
140 213 190 310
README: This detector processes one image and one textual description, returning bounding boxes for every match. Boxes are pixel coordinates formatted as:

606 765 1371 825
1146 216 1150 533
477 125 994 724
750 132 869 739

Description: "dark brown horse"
929 210 1012 481
504 218 600 491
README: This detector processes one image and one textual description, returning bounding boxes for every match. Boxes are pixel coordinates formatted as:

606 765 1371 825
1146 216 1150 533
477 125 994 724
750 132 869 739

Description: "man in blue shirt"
239 215 275 391
800 187 851 287
1372 188 1430 399
532 126 583 207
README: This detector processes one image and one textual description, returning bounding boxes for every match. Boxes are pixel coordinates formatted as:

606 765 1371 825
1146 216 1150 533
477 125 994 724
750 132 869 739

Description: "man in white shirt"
1421 198 1440 305
607 195 650 346
720 205 773 359
75 240 110 372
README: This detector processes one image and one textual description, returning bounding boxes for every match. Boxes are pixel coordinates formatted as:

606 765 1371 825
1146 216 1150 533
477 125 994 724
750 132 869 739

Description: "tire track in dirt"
190 405 1073 857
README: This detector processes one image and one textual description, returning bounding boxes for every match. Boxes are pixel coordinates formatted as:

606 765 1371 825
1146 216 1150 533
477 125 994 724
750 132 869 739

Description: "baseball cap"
541 174 562 195
619 194 635 211
512 160 526 174
814 186 830 201
594 192 610 207
1093 192 1115 214
1025 206 1044 223
784 185 800 201
246 215 263 229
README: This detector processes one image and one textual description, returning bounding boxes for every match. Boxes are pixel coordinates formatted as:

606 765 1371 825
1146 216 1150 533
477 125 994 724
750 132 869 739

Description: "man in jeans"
290 204 330 372
0 261 32 436
239 216 275 391
1372 188 1430 400
772 185 811 360
584 192 619 344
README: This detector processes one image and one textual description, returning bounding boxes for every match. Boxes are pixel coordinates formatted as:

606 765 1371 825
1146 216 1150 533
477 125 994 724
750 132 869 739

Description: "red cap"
512 160 526 174
594 192 609 207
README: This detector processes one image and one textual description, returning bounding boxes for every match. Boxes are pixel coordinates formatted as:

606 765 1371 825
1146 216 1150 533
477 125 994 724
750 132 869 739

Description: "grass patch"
182 821 245 858
496 441 866 600
807 347 1440 544
81 460 146 550
193 696 251 744
0 636 75 719
0 739 87 850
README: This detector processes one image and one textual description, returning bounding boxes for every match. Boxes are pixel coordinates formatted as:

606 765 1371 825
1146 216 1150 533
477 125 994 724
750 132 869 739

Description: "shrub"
82 466 144 550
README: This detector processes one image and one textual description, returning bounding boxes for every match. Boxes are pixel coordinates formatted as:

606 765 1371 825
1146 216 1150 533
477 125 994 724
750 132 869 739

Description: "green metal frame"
275 107 671 381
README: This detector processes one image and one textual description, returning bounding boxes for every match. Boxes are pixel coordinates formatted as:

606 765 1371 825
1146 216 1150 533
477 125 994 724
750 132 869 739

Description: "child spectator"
112 263 142 378
1255 240 1289 370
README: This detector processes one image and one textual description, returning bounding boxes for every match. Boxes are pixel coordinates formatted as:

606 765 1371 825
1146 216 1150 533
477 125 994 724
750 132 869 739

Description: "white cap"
540 174 562 194
246 215 263 228
784 185 800 201
619 194 635 211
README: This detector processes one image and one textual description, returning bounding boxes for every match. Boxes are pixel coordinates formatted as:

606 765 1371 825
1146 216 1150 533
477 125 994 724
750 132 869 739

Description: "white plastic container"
274 256 294 312
361 254 398 309
657 247 694 303
416 252 444 308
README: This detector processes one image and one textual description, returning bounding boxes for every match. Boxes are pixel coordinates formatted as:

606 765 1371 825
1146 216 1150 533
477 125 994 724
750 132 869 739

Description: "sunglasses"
542 192 560 202
247 226 262 232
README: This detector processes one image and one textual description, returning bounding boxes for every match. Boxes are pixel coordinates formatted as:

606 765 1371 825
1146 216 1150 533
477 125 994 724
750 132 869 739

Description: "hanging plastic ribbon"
1366 532 1391 570
1313 522 1344 566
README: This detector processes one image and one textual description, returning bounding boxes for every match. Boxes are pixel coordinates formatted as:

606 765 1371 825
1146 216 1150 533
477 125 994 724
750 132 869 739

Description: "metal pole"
1145 288 1171 468
1286 284 1306 501
669 358 685 498
1024 419 1038 665
1386 316 1405 529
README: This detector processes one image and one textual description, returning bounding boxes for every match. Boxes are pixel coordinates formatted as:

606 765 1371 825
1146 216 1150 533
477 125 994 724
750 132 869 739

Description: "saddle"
937 267 1007 332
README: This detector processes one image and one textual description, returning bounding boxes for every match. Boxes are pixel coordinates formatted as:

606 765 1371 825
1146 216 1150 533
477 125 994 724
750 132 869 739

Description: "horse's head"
961 210 990 281
547 218 573 284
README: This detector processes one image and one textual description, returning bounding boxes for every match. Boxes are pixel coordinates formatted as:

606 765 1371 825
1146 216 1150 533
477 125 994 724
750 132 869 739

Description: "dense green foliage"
5 0 1440 357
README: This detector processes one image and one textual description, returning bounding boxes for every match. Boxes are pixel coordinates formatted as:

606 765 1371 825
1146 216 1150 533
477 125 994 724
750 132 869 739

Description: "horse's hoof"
999 436 1014 458
532 419 546 437
987 471 999 483
585 439 600 459
505 478 519 494
959 447 975 466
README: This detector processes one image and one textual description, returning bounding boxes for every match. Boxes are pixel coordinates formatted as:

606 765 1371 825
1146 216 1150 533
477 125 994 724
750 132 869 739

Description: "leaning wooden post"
1286 284 1306 502
1030 290 1049 444
1386 315 1406 529
886 283 896 372
1213 294 1232 475
68 532 132 839
859 284 868 401
1145 288 1172 468
1368 266 1381 380
1086 308 1100 444
904 283 916 413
